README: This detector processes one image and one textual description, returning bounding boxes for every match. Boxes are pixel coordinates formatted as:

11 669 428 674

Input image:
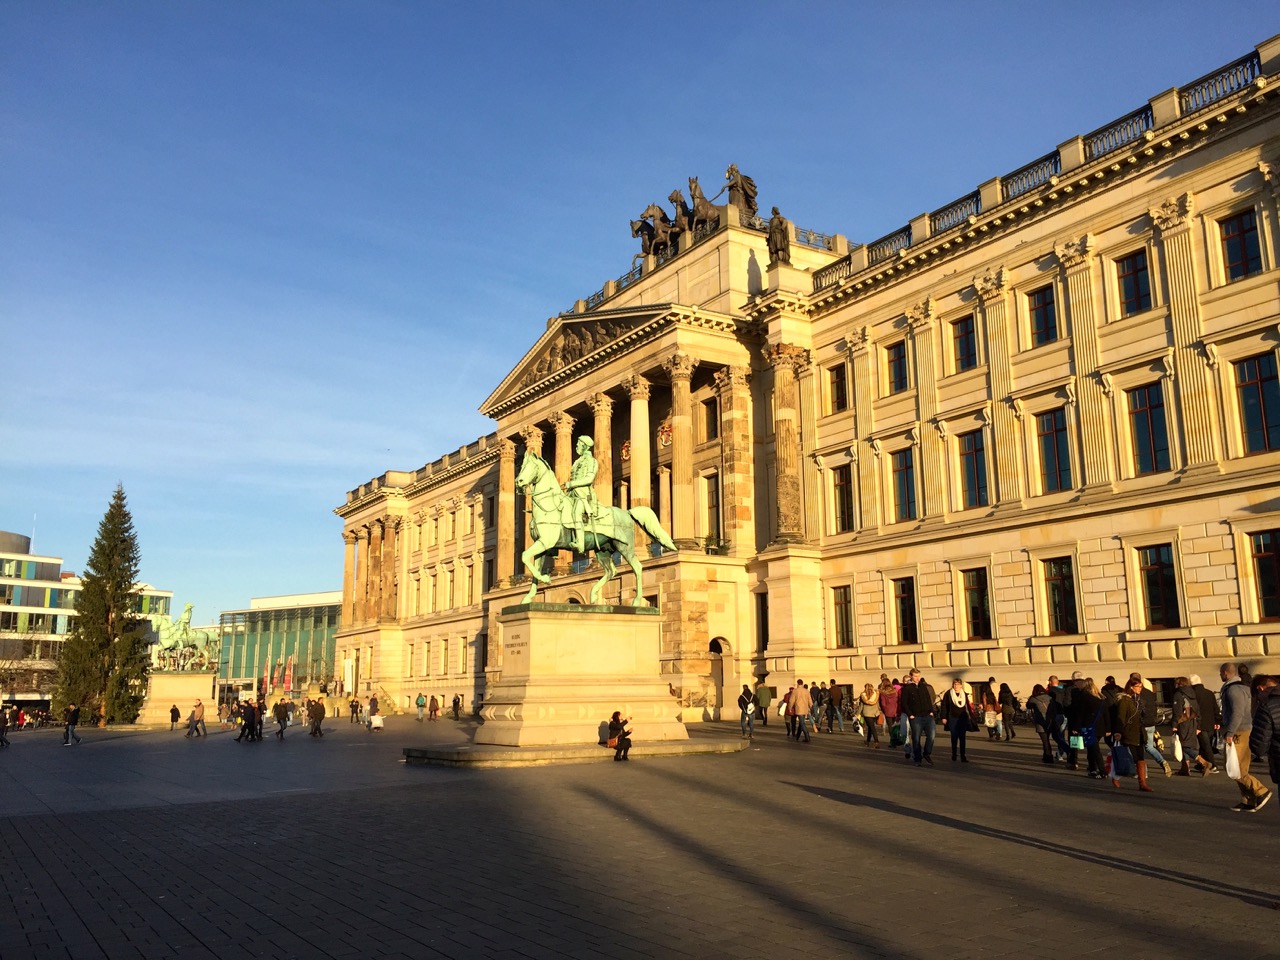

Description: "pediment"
480 305 673 417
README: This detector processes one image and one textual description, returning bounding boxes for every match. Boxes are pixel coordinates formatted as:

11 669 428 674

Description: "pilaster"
341 531 356 628
624 375 652 508
355 527 370 625
1149 192 1220 467
974 266 1023 505
766 343 810 544
367 520 383 623
714 365 754 556
848 327 879 530
1053 234 1113 490
907 296 945 517
381 517 399 620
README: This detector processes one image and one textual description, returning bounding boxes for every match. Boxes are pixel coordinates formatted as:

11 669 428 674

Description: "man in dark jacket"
1190 674 1220 775
1248 676 1280 817
1221 662 1271 812
63 703 82 746
310 698 326 737
900 669 936 767
1129 672 1172 777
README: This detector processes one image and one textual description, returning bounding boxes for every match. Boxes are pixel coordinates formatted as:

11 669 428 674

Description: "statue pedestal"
138 671 218 725
476 604 688 747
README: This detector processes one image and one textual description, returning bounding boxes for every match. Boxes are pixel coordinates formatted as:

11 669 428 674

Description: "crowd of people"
742 662 1280 815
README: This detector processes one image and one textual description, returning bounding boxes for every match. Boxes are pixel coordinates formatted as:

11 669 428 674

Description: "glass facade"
220 597 342 697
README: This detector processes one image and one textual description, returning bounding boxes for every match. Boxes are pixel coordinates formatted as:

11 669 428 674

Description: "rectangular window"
1138 544 1181 629
832 464 855 533
1028 286 1057 346
893 577 918 644
832 585 853 648
952 315 978 371
1128 382 1172 475
1220 210 1262 282
962 568 992 640
829 363 849 412
1044 557 1079 635
957 429 989 509
1235 352 1280 454
886 341 909 394
1117 250 1152 317
702 397 719 441
705 473 721 542
483 558 495 592
1252 530 1280 621
891 448 917 522
1036 408 1073 492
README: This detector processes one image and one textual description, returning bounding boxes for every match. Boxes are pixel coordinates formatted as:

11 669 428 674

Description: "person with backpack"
998 683 1018 741
1027 684 1055 764
415 692 427 722
1172 676 1212 776
737 684 756 741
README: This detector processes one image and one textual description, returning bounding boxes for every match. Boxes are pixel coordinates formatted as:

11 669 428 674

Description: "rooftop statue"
767 206 791 265
515 439 675 605
723 164 758 217
151 602 221 672
638 203 678 260
686 177 719 236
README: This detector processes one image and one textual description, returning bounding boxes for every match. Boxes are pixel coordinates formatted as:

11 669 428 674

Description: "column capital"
845 324 871 356
548 411 576 433
1149 192 1194 233
498 437 517 461
973 265 1009 304
587 391 614 416
623 374 651 401
1052 233 1095 269
713 365 751 392
343 530 357 545
1260 161 1280 200
765 342 810 374
662 351 697 382
518 423 544 454
355 526 369 542
905 295 937 332
387 515 402 531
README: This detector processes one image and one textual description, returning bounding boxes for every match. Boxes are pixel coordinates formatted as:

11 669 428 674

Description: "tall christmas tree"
54 485 149 724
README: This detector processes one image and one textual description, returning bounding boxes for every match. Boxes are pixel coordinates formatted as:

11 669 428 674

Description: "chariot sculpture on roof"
631 164 757 261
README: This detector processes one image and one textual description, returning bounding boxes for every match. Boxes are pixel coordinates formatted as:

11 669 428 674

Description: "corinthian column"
497 439 516 583
381 517 399 620
624 375 651 508
1150 193 1219 467
367 520 383 622
342 531 357 628
588 392 614 506
663 351 698 548
355 527 369 624
767 343 810 544
550 412 575 484
518 423 544 458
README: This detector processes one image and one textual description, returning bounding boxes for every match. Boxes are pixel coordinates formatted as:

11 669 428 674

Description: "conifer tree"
54 485 148 723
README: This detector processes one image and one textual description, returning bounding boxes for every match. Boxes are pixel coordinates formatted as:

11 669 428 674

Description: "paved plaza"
1 716 1277 960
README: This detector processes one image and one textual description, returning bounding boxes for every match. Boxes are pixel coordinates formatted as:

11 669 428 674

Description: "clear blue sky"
2 2 1274 622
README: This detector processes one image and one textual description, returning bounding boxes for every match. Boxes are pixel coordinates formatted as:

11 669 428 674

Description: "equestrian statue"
515 437 675 606
151 603 221 671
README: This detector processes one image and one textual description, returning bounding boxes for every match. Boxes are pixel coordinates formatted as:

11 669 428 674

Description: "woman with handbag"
1026 684 1055 764
1068 678 1106 778
940 679 975 762
1172 676 1213 776
980 688 1001 741
1103 678 1152 791
857 683 882 748
998 683 1018 741
608 711 633 761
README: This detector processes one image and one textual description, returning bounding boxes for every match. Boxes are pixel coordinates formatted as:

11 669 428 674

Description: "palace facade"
336 36 1280 715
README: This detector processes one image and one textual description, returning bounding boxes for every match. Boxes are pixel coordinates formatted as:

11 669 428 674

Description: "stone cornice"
807 74 1280 317
334 446 501 519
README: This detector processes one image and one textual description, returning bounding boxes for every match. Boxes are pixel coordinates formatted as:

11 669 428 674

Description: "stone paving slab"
404 737 747 767
1 718 1278 959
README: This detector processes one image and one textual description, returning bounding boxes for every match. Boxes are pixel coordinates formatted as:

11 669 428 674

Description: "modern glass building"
218 591 342 702
0 530 173 707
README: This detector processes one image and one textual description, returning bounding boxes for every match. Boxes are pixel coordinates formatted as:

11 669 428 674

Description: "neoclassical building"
336 35 1280 714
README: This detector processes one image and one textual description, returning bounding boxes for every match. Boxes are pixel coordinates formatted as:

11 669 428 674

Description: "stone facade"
338 36 1280 712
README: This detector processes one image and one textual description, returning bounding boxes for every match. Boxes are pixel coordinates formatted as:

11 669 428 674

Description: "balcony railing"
929 191 980 234
812 253 858 291
584 288 605 309
1002 151 1061 201
1085 105 1154 161
795 226 834 250
616 262 642 291
739 209 767 231
866 226 912 266
1180 51 1261 116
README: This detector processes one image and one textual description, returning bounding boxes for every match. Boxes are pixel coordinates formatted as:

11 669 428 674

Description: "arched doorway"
709 637 727 722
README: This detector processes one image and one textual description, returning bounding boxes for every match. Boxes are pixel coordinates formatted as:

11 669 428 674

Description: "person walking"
192 699 206 737
273 700 289 739
1026 684 1055 764
1220 662 1272 812
1248 676 1280 817
877 678 902 752
754 680 772 728
826 679 845 734
812 682 828 732
169 704 180 732
857 683 882 748
1130 673 1172 777
0 707 10 748
1172 676 1212 777
940 679 975 762
737 684 756 740
1068 678 1106 778
900 670 936 766
1190 673 1220 775
451 694 460 720
349 696 360 724
428 694 439 721
1105 678 1153 792
235 701 256 742
63 703 82 746
790 681 813 743
415 693 426 722
998 683 1018 741
218 702 230 728
310 698 326 737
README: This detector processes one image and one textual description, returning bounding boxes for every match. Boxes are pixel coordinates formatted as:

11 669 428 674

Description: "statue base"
476 604 688 747
137 671 218 725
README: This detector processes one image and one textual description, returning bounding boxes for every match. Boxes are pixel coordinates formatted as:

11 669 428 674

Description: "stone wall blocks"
1128 642 1152 661
1206 638 1234 660
1236 635 1266 658
1264 635 1280 657
1075 644 1101 662
1148 640 1178 661
1030 647 1054 665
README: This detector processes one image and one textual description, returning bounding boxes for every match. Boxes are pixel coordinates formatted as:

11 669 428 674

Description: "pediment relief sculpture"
517 318 635 390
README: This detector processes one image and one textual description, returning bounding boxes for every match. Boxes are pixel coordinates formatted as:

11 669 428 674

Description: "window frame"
1126 380 1173 476
827 361 850 414
1027 284 1058 347
956 427 990 510
1233 350 1280 455
1035 407 1074 494
831 583 854 648
885 339 910 396
1114 247 1154 319
1228 513 1280 626
945 555 999 643
830 462 856 534
950 313 980 373
890 446 918 523
1025 543 1085 641
1218 208 1264 283
1118 531 1188 636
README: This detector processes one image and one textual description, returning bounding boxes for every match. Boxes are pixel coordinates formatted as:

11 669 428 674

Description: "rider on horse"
562 436 598 554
